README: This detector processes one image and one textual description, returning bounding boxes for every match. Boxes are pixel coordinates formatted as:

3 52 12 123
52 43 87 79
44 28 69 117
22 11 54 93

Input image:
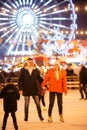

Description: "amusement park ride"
0 0 86 67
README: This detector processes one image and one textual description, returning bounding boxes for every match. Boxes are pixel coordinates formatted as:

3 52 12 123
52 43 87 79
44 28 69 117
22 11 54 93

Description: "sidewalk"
0 89 87 130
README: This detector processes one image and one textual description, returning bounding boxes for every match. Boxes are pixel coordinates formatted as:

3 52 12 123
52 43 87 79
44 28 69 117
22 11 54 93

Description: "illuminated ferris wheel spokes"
0 0 77 57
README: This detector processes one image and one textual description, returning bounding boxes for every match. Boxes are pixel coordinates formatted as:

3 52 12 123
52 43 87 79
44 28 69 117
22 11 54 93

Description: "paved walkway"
0 89 87 130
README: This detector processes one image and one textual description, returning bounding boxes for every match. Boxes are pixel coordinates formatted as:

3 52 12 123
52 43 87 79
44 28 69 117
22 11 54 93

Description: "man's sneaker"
40 117 44 121
1 123 6 130
59 114 64 122
13 123 18 130
48 116 52 122
24 118 28 121
1 126 5 130
79 98 84 100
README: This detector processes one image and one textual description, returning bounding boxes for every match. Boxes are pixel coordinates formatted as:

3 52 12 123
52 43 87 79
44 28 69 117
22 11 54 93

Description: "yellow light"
43 9 47 12
33 9 37 13
85 6 87 11
61 31 64 34
66 31 68 34
80 31 84 35
3 10 6 13
85 31 87 34
54 8 57 12
64 8 68 12
76 31 79 34
12 9 17 13
75 6 79 11
10 28 14 31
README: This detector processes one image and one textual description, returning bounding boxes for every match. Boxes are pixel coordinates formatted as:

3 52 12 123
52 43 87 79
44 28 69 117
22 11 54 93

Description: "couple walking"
18 58 67 122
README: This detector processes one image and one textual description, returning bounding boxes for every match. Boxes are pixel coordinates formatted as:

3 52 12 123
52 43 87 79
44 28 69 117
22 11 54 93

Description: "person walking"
0 77 20 130
37 79 47 111
41 60 67 122
79 63 87 99
66 64 75 76
0 71 5 92
18 58 44 121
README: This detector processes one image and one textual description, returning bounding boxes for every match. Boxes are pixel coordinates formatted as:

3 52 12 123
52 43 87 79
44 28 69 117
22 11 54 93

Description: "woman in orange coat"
41 60 67 122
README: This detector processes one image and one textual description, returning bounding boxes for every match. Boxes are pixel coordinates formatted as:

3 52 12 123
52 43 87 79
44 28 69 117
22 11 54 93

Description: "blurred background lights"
0 0 77 58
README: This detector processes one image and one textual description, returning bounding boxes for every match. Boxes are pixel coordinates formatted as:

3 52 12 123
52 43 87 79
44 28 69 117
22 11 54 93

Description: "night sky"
0 0 87 38
0 0 87 30
73 0 87 30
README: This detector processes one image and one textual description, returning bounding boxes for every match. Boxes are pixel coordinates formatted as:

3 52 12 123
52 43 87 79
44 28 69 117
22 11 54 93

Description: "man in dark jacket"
18 58 44 121
0 77 20 130
79 63 87 99
66 64 74 76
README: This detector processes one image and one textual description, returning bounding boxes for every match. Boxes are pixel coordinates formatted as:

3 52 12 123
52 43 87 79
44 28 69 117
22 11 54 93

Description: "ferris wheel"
0 0 77 56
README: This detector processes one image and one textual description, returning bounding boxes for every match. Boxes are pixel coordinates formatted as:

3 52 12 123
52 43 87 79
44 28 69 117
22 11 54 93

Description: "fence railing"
0 76 80 91
66 76 79 88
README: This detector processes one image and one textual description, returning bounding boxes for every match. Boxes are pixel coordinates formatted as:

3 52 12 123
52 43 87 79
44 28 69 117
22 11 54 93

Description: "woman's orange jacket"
41 68 67 94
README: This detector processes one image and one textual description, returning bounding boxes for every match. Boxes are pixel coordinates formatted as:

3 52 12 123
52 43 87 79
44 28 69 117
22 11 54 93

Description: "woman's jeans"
48 92 63 116
24 95 43 120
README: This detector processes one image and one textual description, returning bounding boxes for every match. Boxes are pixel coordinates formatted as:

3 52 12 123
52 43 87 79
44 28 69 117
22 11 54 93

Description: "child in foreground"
0 77 20 130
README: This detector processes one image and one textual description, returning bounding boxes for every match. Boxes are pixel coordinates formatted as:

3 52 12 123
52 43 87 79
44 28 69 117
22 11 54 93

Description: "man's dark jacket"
18 68 43 96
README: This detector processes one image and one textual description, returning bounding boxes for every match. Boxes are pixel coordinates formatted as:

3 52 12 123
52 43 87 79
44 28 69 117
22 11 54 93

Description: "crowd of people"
0 58 87 130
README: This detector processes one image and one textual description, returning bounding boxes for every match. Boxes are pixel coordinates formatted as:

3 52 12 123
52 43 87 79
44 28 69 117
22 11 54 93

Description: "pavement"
0 89 87 130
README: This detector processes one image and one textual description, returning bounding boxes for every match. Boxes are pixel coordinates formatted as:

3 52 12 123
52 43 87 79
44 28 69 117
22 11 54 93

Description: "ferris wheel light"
43 9 47 12
64 8 68 12
54 8 57 12
75 7 79 11
1 9 6 14
22 13 34 26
